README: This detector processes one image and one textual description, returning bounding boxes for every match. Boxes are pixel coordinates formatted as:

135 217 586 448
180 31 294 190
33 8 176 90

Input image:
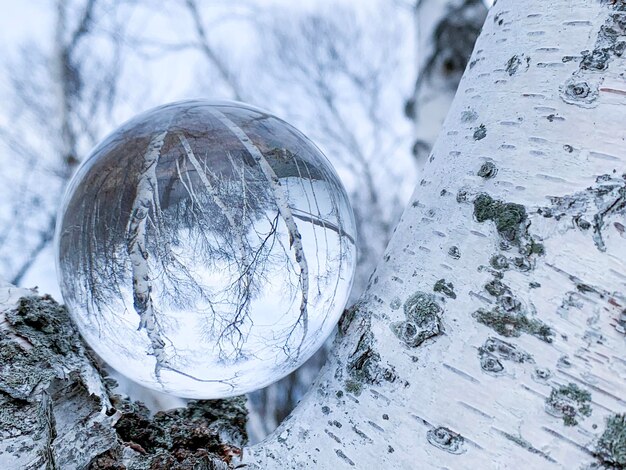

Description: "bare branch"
184 0 244 101
208 108 310 354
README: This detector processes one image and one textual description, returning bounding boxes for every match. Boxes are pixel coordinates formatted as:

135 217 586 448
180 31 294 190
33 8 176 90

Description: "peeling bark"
0 286 247 469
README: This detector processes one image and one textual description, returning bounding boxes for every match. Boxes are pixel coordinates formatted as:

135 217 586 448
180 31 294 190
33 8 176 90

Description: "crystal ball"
55 100 357 398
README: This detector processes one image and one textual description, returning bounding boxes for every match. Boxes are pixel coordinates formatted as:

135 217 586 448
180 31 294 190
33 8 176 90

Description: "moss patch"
113 397 246 457
434 279 456 299
594 413 626 468
545 383 592 426
473 193 527 244
405 291 442 323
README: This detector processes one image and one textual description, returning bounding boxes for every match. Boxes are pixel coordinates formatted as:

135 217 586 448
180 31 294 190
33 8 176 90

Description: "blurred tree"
404 0 487 167
0 0 125 285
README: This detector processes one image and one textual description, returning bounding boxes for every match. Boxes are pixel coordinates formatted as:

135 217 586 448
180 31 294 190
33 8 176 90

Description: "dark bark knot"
477 161 498 179
561 79 598 106
427 427 466 454
505 54 529 76
448 245 461 259
345 330 397 396
478 337 533 376
473 124 487 141
560 4 626 106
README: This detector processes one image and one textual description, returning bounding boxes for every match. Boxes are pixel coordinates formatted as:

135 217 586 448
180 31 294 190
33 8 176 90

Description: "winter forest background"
0 0 489 442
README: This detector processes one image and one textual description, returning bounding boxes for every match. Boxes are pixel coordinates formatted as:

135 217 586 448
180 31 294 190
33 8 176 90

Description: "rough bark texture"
0 284 247 469
243 0 626 467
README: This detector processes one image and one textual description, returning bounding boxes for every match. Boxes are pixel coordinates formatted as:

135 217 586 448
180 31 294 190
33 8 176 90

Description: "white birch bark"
2 1 626 468
0 284 246 469
243 0 626 467
126 130 169 379
408 0 487 168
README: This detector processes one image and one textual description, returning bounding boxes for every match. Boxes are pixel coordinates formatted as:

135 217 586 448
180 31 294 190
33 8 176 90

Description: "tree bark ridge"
0 287 247 469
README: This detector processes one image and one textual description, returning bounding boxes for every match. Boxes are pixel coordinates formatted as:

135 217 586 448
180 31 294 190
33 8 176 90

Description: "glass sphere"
55 100 357 398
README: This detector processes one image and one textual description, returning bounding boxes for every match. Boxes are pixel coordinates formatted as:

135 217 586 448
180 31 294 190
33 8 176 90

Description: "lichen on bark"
433 279 456 299
594 413 626 468
473 193 527 245
544 383 592 426
474 279 553 343
390 291 443 348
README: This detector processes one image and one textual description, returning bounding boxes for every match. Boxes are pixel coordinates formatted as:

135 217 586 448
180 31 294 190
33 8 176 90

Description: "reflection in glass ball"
55 100 357 398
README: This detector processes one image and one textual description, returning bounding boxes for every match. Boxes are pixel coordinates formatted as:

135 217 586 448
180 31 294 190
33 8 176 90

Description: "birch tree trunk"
2 0 626 468
248 0 487 442
244 0 626 467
